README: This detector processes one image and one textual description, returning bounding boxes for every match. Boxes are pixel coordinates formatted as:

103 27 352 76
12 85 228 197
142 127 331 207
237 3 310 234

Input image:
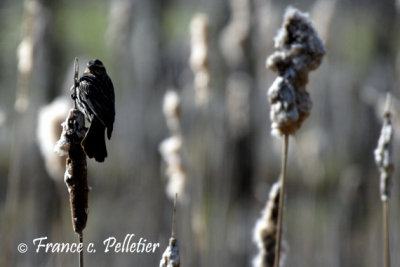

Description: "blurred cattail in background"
221 0 252 138
225 73 251 138
159 90 187 201
163 90 181 135
15 0 48 112
106 0 134 56
37 96 69 180
16 37 33 112
219 0 251 69
189 13 210 107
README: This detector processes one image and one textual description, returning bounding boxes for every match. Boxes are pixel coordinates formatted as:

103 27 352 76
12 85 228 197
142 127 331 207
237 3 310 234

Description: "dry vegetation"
0 0 399 267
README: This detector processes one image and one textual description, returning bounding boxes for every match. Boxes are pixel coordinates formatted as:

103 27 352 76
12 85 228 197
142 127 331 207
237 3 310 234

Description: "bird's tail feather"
82 118 107 162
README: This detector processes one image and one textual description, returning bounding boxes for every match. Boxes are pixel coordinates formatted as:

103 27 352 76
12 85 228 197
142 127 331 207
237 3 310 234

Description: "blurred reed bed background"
0 0 399 266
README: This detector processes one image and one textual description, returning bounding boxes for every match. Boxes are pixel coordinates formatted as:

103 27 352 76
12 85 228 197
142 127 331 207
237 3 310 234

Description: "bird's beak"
84 67 91 73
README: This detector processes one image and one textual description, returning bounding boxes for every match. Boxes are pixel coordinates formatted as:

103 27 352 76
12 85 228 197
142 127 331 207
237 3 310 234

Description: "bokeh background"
0 0 399 266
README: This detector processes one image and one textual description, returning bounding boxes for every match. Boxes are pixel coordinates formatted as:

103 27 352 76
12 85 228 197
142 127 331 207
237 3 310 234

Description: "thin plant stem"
274 134 289 267
383 200 390 267
73 57 79 108
79 233 84 267
172 193 177 238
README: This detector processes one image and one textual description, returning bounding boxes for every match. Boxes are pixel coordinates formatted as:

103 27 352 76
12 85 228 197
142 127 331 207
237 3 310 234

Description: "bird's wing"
78 74 115 130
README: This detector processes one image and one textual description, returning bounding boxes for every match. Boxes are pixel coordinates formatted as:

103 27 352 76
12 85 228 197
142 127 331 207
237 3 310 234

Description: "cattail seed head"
159 135 186 201
253 181 286 267
160 195 180 267
37 97 69 180
55 108 89 234
266 6 325 137
163 90 181 134
160 237 180 267
374 94 394 202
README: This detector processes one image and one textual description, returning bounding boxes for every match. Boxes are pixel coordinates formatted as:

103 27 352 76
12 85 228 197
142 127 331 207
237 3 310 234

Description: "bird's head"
85 59 107 76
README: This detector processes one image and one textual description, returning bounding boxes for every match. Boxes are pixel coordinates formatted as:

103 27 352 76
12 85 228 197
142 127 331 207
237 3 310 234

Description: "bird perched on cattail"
73 59 115 162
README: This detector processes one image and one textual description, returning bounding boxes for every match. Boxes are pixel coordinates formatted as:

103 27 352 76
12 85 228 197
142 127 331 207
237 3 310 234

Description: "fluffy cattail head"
163 90 181 134
55 108 89 234
159 136 186 201
160 195 180 267
160 237 180 267
267 76 312 137
37 97 69 180
374 94 394 202
253 181 286 267
267 7 326 78
266 6 325 137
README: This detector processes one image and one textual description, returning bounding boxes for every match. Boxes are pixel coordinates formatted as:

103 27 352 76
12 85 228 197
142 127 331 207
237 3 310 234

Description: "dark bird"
75 59 115 162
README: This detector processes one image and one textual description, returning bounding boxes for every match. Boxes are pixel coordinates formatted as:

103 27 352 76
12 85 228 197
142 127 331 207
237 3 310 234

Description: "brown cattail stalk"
253 181 285 267
160 195 180 267
55 59 88 267
55 107 88 267
374 93 394 267
266 7 326 267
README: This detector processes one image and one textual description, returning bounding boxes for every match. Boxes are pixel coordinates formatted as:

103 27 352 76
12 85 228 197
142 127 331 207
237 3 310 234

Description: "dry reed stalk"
265 7 325 267
15 0 37 113
189 13 210 107
160 195 180 267
252 181 286 267
55 59 88 267
374 93 394 267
